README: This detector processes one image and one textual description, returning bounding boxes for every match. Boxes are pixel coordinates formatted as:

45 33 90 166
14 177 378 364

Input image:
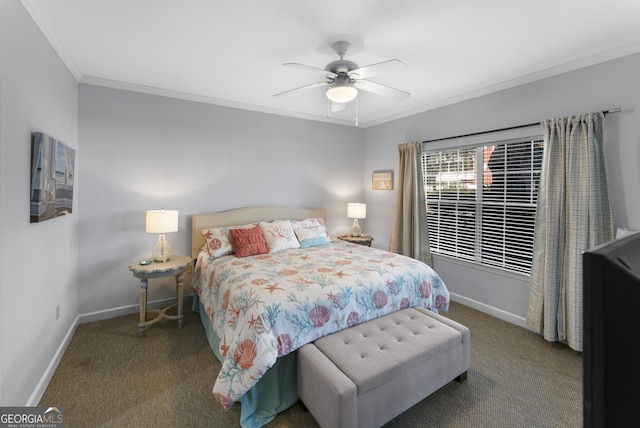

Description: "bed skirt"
193 296 298 428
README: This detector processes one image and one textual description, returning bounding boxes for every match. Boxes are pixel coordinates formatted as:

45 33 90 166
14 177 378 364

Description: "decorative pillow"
201 227 234 258
259 220 300 253
229 226 269 258
292 218 330 248
201 223 256 258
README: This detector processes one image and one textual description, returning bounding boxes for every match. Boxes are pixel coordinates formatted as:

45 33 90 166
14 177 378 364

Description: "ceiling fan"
273 41 410 110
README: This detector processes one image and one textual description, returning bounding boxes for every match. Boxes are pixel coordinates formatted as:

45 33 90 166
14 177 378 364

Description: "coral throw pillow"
230 226 269 258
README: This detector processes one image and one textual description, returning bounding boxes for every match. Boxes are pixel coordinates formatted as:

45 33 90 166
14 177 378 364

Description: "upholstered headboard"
191 206 327 260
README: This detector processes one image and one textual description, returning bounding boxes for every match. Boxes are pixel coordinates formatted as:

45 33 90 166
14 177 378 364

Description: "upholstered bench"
297 306 470 428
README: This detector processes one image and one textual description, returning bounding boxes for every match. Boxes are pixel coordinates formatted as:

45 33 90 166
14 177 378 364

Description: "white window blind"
423 138 543 275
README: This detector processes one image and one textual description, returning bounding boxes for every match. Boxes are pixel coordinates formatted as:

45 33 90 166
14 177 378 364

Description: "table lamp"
146 209 179 262
347 203 366 237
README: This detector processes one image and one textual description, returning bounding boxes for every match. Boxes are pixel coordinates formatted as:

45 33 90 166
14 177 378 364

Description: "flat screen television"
583 231 640 428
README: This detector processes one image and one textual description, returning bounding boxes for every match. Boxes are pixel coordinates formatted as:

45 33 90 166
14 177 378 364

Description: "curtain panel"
389 141 432 266
527 112 613 352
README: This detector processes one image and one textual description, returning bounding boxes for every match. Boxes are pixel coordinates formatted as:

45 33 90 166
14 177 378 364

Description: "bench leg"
456 371 468 382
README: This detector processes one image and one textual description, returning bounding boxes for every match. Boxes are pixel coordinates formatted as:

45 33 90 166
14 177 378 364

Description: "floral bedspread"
192 240 449 410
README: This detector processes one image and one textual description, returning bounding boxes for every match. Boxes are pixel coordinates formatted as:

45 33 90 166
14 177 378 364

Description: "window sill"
431 253 530 282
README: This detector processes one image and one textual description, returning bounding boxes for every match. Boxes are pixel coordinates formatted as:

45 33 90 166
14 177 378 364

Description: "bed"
190 206 450 428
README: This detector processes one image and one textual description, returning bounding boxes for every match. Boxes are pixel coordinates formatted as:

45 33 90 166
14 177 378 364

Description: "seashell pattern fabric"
192 239 450 410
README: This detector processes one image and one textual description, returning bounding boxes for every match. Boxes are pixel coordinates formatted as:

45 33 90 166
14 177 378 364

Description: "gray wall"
0 2 79 405
3 0 640 407
363 52 640 326
77 85 364 315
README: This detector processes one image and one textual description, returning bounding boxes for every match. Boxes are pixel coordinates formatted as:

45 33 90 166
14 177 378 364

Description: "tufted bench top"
313 306 465 395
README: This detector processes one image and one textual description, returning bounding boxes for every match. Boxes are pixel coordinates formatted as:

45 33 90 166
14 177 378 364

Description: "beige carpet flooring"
39 300 582 427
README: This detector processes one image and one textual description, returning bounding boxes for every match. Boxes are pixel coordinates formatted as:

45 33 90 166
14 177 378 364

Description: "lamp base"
350 218 362 237
152 233 173 262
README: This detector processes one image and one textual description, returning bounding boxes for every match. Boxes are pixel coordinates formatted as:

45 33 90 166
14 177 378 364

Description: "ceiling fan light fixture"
326 84 358 103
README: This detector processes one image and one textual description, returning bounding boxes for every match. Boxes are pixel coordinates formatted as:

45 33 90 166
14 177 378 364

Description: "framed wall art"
372 170 393 190
30 131 76 223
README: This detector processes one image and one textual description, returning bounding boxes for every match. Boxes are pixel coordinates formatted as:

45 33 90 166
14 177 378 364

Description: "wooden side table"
338 234 374 247
128 254 192 337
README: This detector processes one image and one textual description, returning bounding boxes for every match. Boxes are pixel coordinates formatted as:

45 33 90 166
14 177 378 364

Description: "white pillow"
292 218 330 248
259 220 300 253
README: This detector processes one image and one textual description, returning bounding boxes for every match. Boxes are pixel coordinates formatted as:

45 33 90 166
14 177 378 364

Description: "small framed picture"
372 171 393 190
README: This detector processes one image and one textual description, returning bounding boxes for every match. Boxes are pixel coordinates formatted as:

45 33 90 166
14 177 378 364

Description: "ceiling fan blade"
348 59 407 79
272 81 329 98
353 80 410 101
283 63 338 79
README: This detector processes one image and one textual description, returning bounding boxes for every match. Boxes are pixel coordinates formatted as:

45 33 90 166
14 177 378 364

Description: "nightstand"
128 254 192 337
338 234 374 247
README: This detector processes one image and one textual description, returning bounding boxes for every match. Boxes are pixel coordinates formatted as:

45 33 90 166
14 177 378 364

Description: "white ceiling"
22 0 640 127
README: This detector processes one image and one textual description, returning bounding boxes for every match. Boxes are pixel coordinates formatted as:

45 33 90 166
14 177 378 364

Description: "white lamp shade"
347 203 366 219
326 84 358 103
146 209 179 233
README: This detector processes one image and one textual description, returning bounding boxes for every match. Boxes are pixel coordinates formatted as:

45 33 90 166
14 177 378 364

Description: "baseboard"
78 298 172 324
78 293 195 324
27 315 79 406
28 293 196 406
449 292 532 331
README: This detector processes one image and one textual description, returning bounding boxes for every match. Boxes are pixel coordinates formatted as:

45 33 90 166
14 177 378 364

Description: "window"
423 138 544 275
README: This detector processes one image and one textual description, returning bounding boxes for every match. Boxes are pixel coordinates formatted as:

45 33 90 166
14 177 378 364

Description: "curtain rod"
422 108 621 144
